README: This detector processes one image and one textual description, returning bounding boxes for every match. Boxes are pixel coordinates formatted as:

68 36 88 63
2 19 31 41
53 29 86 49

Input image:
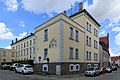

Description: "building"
99 34 111 68
0 48 16 65
34 2 100 75
111 56 120 67
11 33 35 62
99 42 110 68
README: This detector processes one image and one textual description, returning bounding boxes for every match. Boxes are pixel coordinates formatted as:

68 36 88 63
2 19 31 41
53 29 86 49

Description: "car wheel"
22 70 24 75
15 69 17 73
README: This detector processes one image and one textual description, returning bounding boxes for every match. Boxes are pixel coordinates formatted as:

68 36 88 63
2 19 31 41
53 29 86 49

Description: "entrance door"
56 65 61 75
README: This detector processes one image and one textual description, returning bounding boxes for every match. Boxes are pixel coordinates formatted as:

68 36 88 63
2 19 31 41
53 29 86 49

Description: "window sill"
44 39 48 42
69 57 74 59
69 37 74 41
75 40 79 42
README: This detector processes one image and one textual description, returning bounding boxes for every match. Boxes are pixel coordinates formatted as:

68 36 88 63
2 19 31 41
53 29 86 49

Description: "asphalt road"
0 68 120 80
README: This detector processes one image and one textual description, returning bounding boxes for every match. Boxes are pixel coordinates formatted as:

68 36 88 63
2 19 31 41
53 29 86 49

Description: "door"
56 65 61 75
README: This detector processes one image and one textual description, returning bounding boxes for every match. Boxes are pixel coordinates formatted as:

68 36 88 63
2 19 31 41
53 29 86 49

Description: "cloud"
99 29 107 37
0 22 27 40
2 0 18 12
20 21 25 27
21 0 82 16
112 27 120 32
5 45 11 49
115 32 120 46
109 48 120 56
84 0 120 21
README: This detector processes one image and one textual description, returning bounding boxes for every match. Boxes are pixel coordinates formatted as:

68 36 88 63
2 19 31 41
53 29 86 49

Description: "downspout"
84 14 86 70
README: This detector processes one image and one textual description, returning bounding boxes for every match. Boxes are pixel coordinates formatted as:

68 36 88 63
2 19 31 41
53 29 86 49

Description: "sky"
0 0 120 56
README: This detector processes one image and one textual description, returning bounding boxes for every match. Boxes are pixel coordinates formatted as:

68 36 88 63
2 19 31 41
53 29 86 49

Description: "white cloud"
99 29 107 37
20 21 25 27
115 32 120 46
3 0 18 12
112 27 120 32
84 0 120 21
109 48 120 57
5 45 11 49
0 22 27 40
21 0 82 16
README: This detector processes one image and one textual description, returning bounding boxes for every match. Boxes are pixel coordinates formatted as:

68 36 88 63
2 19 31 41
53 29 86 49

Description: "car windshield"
25 66 32 68
87 68 95 71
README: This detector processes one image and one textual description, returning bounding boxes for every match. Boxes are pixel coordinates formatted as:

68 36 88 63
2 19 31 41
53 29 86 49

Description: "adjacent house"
34 2 100 75
11 33 35 62
99 34 111 68
0 48 16 65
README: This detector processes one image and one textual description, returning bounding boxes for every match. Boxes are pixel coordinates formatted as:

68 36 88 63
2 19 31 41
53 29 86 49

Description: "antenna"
69 0 73 15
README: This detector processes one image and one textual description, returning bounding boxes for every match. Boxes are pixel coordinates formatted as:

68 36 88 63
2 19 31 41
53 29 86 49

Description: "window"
86 22 91 32
86 36 91 46
3 59 6 62
27 49 28 55
16 46 18 50
44 29 48 41
18 45 20 50
21 44 23 49
27 41 29 47
24 50 25 56
87 64 91 69
30 40 32 46
33 47 35 54
94 40 98 48
94 28 98 37
94 53 98 61
30 48 32 54
75 30 79 41
44 48 48 60
30 55 31 59
33 39 35 45
94 64 98 68
69 64 74 71
24 42 26 48
21 50 23 56
86 51 91 60
11 52 14 57
12 47 15 50
3 51 6 57
43 64 48 72
75 49 79 59
75 64 80 71
69 27 73 39
69 47 74 59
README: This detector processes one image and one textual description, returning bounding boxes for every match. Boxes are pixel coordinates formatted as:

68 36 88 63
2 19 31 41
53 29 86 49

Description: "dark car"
1 64 10 70
99 67 106 74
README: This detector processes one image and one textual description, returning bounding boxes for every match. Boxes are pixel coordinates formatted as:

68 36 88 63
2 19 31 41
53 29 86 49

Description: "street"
0 68 120 80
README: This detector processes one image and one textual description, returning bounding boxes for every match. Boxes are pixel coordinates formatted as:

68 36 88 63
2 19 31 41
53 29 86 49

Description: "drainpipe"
84 14 87 70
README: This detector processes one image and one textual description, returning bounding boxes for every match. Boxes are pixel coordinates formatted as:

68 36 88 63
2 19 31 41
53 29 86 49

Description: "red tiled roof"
111 56 120 61
99 34 109 48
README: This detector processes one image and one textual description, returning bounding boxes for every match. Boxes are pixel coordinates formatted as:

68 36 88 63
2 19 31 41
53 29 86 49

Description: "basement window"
43 64 48 72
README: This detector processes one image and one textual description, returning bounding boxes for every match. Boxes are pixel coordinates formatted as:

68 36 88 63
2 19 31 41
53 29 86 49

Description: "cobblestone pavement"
0 68 120 80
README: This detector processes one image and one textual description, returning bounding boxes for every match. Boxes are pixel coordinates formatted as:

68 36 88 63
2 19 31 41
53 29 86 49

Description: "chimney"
79 2 83 11
12 40 14 44
15 38 18 42
63 11 66 15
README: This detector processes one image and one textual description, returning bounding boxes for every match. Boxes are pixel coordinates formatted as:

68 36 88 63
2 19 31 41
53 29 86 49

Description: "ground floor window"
69 64 80 71
42 64 48 72
87 64 91 69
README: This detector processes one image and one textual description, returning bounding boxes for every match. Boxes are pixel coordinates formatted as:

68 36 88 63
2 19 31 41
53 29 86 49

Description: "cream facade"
0 48 16 65
34 8 100 75
11 33 35 62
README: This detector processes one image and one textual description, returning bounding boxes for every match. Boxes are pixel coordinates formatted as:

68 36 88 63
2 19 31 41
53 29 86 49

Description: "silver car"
85 67 99 77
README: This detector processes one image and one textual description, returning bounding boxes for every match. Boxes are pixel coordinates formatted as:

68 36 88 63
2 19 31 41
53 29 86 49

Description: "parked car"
9 63 20 71
111 66 117 71
1 64 10 70
15 64 33 74
105 67 112 73
99 67 106 74
85 67 99 77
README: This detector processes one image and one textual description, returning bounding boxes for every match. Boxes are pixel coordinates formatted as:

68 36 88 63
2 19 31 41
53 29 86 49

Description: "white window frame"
69 64 75 71
70 27 73 39
75 30 79 41
87 64 91 69
75 64 80 71
69 47 74 59
44 29 48 41
43 64 48 72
